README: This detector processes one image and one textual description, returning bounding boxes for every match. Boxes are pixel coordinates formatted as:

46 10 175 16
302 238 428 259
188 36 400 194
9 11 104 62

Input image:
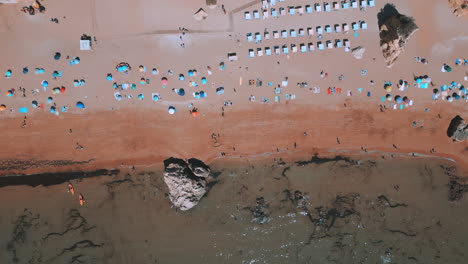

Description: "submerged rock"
448 0 468 17
447 115 468 142
163 157 212 211
378 4 418 67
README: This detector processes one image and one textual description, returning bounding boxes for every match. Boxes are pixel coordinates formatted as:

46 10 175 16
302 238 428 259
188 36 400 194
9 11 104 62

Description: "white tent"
279 7 286 15
306 5 312 13
308 42 315 51
244 12 251 20
263 9 269 19
274 46 281 55
273 31 280 38
290 29 297 37
318 42 324 50
291 44 298 53
315 3 322 12
271 8 278 17
298 28 305 36
80 40 91 50
333 2 340 10
257 48 264 57
307 27 314 36
326 40 333 49
249 49 255 58
253 10 260 19
361 21 368 29
360 0 367 8
282 45 289 54
325 25 332 33
264 31 270 40
351 0 358 8
334 24 341 33
316 26 323 35
300 43 307 53
246 33 253 42
265 47 272 55
281 30 287 38
324 3 331 12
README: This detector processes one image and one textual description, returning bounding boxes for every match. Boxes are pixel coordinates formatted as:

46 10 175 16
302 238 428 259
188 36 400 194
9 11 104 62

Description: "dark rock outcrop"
448 0 468 17
163 158 212 211
447 115 468 142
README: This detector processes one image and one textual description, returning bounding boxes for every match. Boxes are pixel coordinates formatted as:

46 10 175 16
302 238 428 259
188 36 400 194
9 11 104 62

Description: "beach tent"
279 7 286 15
314 3 322 12
281 30 287 38
178 88 186 96
342 2 349 9
19 107 28 113
361 21 367 29
0 104 5 111
49 106 56 114
290 29 297 37
216 87 225 94
308 42 315 51
194 8 208 21
273 31 280 38
352 22 359 31
161 77 168 86
271 8 278 17
351 0 358 8
152 93 160 102
360 0 367 7
291 44 298 53
307 27 314 36
297 6 304 15
246 33 253 42
324 2 331 12
244 11 251 20
265 47 272 55
300 43 307 53
253 10 260 19
333 2 340 10
32 100 38 108
316 26 323 35
306 5 312 13
76 101 85 109
264 31 270 39
249 49 255 58
201 77 207 84
263 9 269 19
288 6 295 15
179 74 185 81
368 0 375 7
326 40 334 49
298 28 305 36
271 0 276 5
255 32 262 41
274 46 281 55
335 39 343 48
257 48 264 56
262 0 268 8
54 52 61 60
343 23 350 33
334 24 341 33
318 42 324 50
80 39 91 50
282 45 289 54
325 25 332 33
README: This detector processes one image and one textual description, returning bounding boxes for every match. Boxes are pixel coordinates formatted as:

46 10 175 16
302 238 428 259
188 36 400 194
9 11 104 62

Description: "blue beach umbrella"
152 68 158 75
42 80 49 87
5 70 12 78
106 74 113 81
76 101 85 109
47 97 53 103
188 70 194 77
200 91 206 98
219 62 225 70
201 77 207 84
23 67 29 74
152 94 159 102
131 83 137 90
32 100 38 108
179 74 185 81
49 106 56 113
138 94 144 100
54 52 61 60
168 106 176 114
395 95 403 104
179 88 185 96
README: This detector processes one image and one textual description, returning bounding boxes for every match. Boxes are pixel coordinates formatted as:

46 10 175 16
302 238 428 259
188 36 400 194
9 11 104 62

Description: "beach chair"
298 28 305 37
282 45 289 54
290 29 297 37
274 46 281 55
342 1 349 9
253 10 260 19
335 39 343 48
334 24 341 33
255 32 262 41
264 31 270 40
352 22 359 31
279 7 286 16
288 6 295 15
297 6 304 15
360 0 367 8
257 48 264 57
324 2 331 12
325 25 332 33
351 0 358 8
315 3 322 12
265 47 272 55
300 43 307 53
273 31 280 39
307 27 314 36
291 44 298 53
306 5 312 13
244 11 251 20
368 0 375 7
343 23 349 33
246 33 253 42
281 30 288 38
248 49 255 58
318 41 324 50
316 26 323 35
271 8 278 17
333 2 340 10
308 42 315 51
263 9 269 19
360 21 367 29
326 40 333 49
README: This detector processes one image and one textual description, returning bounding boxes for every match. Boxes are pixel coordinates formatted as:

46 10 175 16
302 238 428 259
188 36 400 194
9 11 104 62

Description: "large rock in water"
447 115 468 142
378 4 418 67
163 157 211 211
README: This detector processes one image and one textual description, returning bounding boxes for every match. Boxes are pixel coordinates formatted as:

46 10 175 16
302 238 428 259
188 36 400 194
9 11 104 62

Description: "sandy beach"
0 0 467 263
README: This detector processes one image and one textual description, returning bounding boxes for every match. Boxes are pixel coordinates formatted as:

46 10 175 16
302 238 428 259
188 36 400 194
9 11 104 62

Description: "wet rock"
449 180 468 201
163 157 212 211
378 4 418 67
251 197 270 224
447 115 468 142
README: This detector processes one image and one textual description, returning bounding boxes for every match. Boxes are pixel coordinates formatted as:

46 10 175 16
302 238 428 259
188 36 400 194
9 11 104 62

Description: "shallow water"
0 156 467 264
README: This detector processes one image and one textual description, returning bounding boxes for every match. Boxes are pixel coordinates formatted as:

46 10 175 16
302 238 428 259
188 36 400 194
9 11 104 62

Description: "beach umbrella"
54 52 61 60
395 95 403 104
41 80 49 87
6 90 13 97
32 100 38 108
0 104 6 111
152 68 158 75
23 67 28 74
179 74 185 81
192 110 198 117
385 94 393 101
201 77 207 84
161 77 168 86
76 101 85 109
403 96 409 103
188 70 194 77
138 94 144 100
47 97 53 103
453 93 460 99
447 96 453 102
139 65 146 72
53 87 60 94
168 106 176 115
49 106 56 113
5 69 12 78
74 57 80 64
152 94 159 102
200 91 206 98
219 62 225 70
73 80 80 87
444 64 452 72
385 86 392 93
140 78 146 84
106 73 113 81
52 71 59 78
416 78 422 84
179 88 185 96
60 86 66 93
131 83 137 90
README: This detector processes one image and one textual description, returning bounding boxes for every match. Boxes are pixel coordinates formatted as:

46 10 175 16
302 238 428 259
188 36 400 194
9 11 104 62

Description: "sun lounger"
324 3 331 12
282 45 289 54
326 40 333 49
265 47 272 55
257 48 264 57
247 33 253 42
318 41 324 50
368 0 375 7
291 44 298 53
249 49 255 58
290 29 297 37
253 10 260 19
271 8 278 17
325 25 332 33
281 30 288 38
306 5 312 13
308 42 315 51
300 43 307 53
274 46 280 55
315 3 322 12
244 12 251 20
298 28 305 36
273 31 280 38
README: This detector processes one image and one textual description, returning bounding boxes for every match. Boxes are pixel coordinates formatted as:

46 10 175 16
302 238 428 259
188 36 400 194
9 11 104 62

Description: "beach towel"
275 96 280 102
19 107 28 113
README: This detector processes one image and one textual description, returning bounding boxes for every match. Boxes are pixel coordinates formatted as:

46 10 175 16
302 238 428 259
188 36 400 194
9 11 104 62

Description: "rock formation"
447 115 468 142
378 4 418 67
163 157 212 211
448 0 468 17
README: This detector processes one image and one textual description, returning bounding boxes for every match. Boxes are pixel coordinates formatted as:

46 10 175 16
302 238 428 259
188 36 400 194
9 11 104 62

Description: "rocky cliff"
447 115 468 142
448 0 468 17
163 157 212 211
